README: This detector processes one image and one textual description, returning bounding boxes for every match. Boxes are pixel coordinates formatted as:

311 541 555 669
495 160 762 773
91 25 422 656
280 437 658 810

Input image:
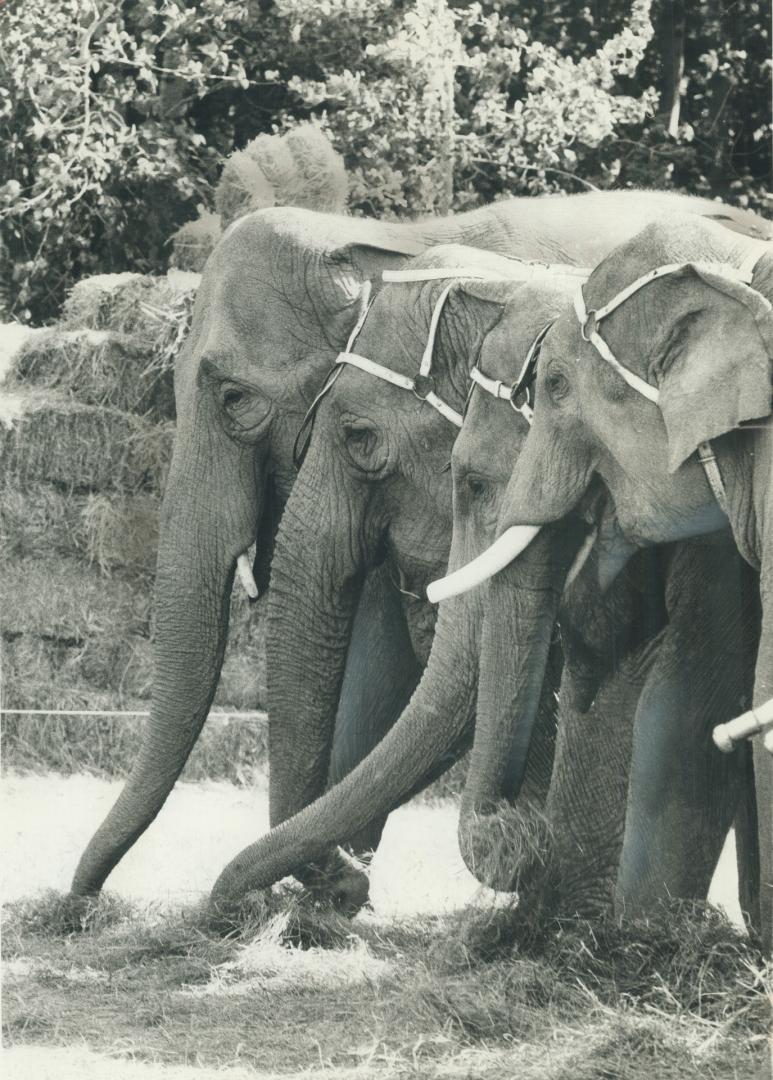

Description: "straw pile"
0 391 174 493
215 125 348 228
0 271 192 725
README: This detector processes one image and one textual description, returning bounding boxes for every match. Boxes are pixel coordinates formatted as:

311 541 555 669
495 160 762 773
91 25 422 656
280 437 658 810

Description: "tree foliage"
1 0 769 322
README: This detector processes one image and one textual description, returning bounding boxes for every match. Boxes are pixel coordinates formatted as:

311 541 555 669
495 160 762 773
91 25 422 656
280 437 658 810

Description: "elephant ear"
654 265 773 473
315 221 438 348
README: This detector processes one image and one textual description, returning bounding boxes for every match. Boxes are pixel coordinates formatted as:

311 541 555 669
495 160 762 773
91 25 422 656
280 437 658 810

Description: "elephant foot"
459 799 556 896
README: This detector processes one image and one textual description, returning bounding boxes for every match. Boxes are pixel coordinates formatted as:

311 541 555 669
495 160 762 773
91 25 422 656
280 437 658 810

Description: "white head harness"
293 260 590 467
572 246 770 512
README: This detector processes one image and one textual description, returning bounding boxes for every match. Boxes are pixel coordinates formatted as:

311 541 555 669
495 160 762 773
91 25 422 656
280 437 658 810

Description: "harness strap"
383 263 592 285
335 281 463 428
420 282 454 376
696 441 730 516
573 290 661 403
336 352 416 394
591 260 758 323
469 366 511 401
467 321 557 427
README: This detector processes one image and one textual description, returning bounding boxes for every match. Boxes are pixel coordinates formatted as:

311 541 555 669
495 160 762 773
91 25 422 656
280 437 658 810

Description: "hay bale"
9 329 175 421
1 555 152 641
0 323 47 385
2 630 154 706
61 273 198 406
0 485 88 562
215 124 348 228
1 554 153 704
62 273 147 330
81 493 160 575
0 485 160 575
170 211 221 272
0 390 174 493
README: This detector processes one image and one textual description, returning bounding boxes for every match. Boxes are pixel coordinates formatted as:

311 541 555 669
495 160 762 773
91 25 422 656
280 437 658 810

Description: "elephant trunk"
211 586 479 907
265 467 367 836
71 444 259 896
458 524 583 892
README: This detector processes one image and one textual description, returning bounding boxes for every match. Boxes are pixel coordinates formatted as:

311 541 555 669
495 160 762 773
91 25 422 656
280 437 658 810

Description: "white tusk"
236 553 259 599
563 527 597 592
713 697 773 753
426 525 540 604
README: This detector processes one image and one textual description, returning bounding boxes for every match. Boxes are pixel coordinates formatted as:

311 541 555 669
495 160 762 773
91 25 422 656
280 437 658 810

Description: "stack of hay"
1 269 271 777
0 272 188 722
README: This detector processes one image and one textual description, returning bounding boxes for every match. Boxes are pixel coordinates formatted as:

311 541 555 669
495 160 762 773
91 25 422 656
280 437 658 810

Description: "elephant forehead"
461 393 527 464
485 295 574 382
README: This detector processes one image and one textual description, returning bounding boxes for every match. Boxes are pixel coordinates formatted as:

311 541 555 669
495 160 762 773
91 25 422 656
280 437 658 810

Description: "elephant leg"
328 562 422 857
617 542 758 910
541 652 648 916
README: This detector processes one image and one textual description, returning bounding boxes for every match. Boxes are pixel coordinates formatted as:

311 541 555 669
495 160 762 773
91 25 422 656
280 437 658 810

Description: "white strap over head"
574 251 770 403
574 247 771 511
383 262 591 285
335 280 463 428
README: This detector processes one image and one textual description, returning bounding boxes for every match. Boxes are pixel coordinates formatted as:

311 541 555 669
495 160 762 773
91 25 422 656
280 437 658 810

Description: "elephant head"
210 268 589 906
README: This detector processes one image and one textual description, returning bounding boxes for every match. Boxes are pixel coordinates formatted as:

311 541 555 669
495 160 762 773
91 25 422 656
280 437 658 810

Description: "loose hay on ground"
2 893 767 1079
0 390 174 492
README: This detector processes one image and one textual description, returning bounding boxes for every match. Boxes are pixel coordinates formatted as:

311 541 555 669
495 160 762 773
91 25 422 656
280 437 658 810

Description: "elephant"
70 191 769 902
444 212 772 943
210 265 757 919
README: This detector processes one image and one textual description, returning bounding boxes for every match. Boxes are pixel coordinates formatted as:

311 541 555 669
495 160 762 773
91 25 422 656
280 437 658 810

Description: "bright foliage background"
1 0 770 321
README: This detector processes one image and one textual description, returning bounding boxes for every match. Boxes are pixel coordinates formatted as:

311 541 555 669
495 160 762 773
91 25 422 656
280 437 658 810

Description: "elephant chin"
458 799 556 896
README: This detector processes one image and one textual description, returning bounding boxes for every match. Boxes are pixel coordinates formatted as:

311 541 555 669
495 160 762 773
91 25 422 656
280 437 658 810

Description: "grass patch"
2 891 767 1078
1 711 269 786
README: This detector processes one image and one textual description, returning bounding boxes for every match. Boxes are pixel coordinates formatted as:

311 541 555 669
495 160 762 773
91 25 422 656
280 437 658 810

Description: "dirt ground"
1 771 742 918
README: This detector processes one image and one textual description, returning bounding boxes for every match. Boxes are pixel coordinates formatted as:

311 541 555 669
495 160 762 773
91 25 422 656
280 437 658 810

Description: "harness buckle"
509 384 531 413
580 309 598 342
412 372 436 402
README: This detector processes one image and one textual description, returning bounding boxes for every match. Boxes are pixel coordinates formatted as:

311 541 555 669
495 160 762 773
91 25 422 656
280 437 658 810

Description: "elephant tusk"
563 527 597 592
236 553 259 599
713 697 773 753
426 525 541 603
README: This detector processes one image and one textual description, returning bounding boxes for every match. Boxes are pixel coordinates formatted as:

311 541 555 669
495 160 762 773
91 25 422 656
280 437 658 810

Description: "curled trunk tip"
459 799 556 895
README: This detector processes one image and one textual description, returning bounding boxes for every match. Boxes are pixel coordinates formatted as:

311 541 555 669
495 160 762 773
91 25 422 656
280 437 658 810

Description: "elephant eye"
545 370 570 402
343 422 375 453
464 471 497 507
341 417 388 473
218 380 272 437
